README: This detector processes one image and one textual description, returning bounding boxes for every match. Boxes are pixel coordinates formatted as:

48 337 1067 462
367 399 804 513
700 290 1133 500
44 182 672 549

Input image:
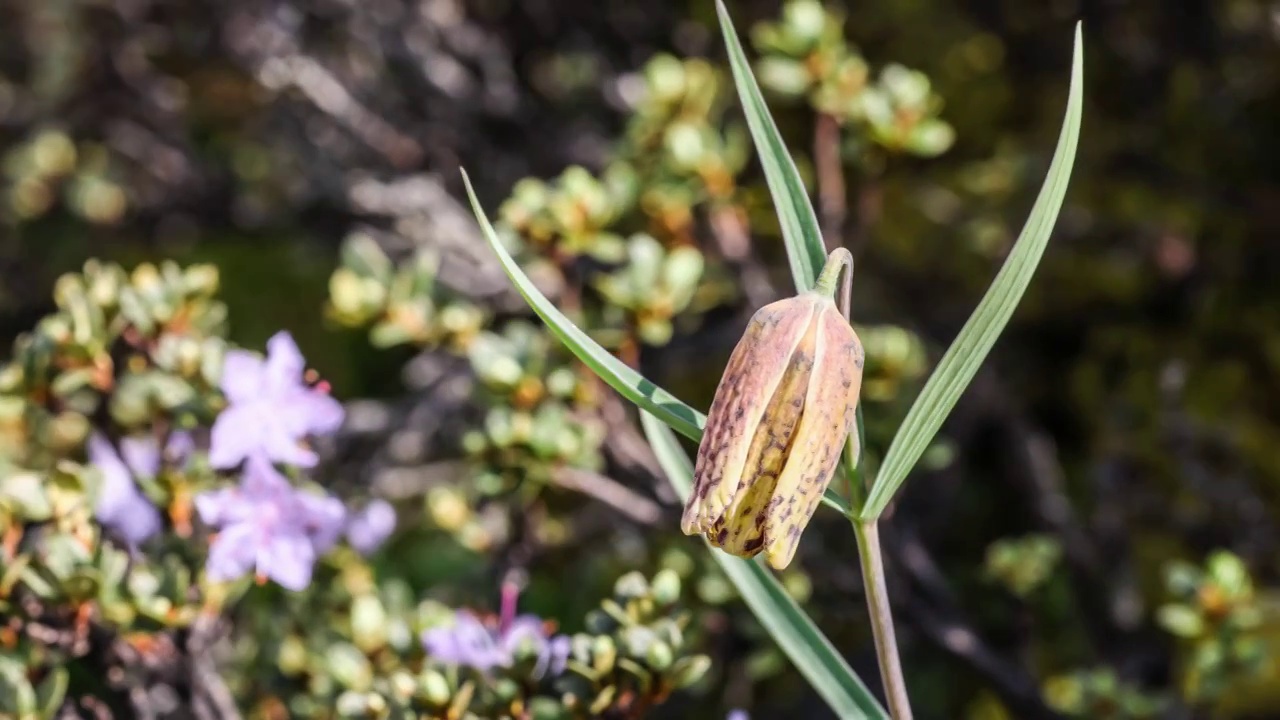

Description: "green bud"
86 263 124 308
326 642 374 691
183 264 220 297
277 635 309 676
51 367 97 399
756 57 814 97
653 619 684 651
621 626 656 658
0 472 52 521
47 411 90 453
351 594 389 653
342 233 394 280
589 686 617 716
668 655 712 689
645 641 673 671
590 635 617 675
389 670 415 701
784 0 828 47
335 690 367 717
613 571 649 600
1156 604 1205 639
650 569 681 605
416 670 450 706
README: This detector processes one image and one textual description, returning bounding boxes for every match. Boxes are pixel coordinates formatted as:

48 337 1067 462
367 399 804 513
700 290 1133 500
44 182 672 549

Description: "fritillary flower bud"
681 252 863 569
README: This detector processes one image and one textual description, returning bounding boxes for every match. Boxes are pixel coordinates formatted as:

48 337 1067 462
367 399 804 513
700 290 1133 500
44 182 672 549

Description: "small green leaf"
717 0 826 292
642 411 887 719
1156 604 1205 639
861 23 1085 521
35 667 68 719
464 172 850 515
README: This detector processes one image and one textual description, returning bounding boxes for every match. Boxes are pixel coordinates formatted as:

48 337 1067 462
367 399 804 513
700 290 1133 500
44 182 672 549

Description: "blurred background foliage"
4 0 1280 718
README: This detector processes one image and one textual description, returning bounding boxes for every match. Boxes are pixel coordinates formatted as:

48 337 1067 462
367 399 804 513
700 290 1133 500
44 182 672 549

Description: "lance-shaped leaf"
861 24 1085 521
717 0 825 293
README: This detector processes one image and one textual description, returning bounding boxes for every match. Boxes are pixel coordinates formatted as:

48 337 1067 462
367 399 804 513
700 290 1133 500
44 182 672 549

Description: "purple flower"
423 583 571 679
195 456 346 591
727 711 750 720
210 331 344 469
88 433 164 545
345 499 396 555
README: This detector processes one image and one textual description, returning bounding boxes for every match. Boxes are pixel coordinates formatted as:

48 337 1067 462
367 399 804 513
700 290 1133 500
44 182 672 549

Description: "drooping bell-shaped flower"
682 252 863 570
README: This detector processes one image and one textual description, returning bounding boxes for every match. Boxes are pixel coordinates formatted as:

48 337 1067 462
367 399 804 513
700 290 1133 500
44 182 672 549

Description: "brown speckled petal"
763 301 864 570
681 296 818 537
708 316 817 557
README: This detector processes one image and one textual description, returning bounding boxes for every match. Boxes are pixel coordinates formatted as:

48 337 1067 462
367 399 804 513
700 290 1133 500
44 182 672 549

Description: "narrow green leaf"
641 412 888 720
463 171 852 516
462 171 704 441
717 0 826 292
861 24 1085 521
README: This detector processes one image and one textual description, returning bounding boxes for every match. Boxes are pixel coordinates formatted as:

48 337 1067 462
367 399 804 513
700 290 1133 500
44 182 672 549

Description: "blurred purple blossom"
345 499 396 555
423 582 571 679
727 711 750 720
196 456 346 591
209 331 344 469
88 433 164 546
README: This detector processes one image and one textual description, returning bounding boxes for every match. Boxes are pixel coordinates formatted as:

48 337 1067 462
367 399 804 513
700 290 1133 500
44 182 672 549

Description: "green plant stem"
852 519 913 719
814 247 853 301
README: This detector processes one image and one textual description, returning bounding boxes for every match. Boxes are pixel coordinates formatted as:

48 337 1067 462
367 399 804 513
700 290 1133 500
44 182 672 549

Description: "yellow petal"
763 301 864 570
708 314 818 557
681 296 818 536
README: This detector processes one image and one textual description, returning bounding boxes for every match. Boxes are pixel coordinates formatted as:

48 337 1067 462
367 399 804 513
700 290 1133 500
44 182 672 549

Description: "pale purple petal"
726 711 749 720
87 433 130 485
209 405 262 469
260 415 320 468
210 332 344 468
424 612 507 671
195 481 268 529
103 497 162 546
500 616 550 656
501 616 567 679
205 522 260 582
194 487 237 527
296 492 347 553
257 531 316 591
422 606 568 679
119 436 161 478
165 431 195 465
199 457 342 591
240 455 292 494
264 331 305 394
346 499 395 555
544 635 571 677
88 433 162 545
279 389 345 438
220 349 265 403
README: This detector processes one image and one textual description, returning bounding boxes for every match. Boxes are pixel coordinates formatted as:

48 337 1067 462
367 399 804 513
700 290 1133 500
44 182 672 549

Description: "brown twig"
708 203 776 307
551 467 663 524
187 615 242 720
814 112 847 250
